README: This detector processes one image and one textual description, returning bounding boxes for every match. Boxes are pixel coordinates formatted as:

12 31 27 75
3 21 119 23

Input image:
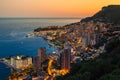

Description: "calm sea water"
0 18 80 79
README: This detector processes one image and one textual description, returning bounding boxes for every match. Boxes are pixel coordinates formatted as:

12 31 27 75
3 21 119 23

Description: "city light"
46 56 69 79
48 57 53 76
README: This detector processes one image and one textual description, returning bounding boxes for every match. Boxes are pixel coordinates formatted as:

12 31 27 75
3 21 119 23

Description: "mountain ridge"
81 5 120 25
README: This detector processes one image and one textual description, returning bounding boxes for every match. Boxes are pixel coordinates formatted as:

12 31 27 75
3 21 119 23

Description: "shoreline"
0 18 82 80
0 60 17 70
0 61 10 68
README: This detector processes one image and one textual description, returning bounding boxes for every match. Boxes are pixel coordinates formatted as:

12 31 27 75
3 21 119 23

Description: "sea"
0 18 80 80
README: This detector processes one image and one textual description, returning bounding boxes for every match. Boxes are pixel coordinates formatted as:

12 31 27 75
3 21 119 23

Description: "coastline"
0 5 120 80
2 18 120 80
0 61 11 80
0 60 17 70
0 18 81 80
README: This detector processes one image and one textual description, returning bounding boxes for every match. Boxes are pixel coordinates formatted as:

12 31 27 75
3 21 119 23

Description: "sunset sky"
0 0 120 18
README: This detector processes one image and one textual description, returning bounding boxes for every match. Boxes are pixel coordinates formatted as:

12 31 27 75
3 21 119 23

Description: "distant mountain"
81 5 120 24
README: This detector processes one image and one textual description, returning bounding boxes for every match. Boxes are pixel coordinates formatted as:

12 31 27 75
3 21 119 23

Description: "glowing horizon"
0 0 120 18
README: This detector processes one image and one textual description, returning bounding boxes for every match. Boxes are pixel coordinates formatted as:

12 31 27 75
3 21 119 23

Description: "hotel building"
10 56 32 69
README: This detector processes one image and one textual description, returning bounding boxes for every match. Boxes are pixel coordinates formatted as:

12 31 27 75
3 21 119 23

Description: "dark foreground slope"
81 5 120 24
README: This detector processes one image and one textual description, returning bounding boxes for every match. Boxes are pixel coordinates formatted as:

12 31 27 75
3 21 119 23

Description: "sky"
0 0 120 18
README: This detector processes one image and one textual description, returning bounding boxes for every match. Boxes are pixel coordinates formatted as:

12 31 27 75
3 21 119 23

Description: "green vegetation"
81 5 120 25
99 69 120 80
57 36 120 80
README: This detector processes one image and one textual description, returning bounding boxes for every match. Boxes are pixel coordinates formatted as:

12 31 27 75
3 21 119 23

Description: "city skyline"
0 0 120 18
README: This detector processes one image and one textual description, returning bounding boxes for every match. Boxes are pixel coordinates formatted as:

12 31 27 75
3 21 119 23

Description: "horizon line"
0 17 83 19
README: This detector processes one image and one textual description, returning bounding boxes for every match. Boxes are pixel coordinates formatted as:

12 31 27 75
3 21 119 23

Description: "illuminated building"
33 48 47 74
94 25 100 44
38 48 47 68
61 48 71 71
10 56 32 69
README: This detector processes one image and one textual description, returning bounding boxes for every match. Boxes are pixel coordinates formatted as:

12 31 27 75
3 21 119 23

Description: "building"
94 25 100 44
33 48 47 74
61 48 71 70
38 48 47 67
33 56 40 74
10 56 32 69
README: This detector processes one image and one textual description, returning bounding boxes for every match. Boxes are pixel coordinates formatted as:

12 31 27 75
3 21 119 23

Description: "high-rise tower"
33 48 47 74
61 48 71 70
38 48 47 67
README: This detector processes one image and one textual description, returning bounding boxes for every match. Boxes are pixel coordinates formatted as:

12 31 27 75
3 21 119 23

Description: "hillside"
57 5 120 80
57 35 120 80
81 5 120 24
